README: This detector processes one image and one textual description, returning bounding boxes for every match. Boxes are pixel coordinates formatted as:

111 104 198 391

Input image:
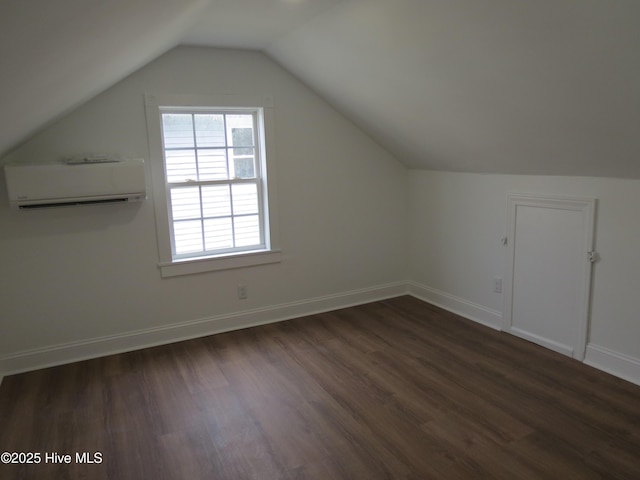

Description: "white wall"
408 170 640 384
0 47 407 373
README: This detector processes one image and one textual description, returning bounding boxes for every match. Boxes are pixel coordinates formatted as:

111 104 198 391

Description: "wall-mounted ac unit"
4 159 146 209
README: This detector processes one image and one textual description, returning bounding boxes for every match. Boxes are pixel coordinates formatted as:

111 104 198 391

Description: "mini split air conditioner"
4 159 146 209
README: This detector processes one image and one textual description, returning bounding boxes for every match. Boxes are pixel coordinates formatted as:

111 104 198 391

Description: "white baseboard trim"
4 281 639 390
506 326 574 358
584 344 640 387
0 282 407 377
407 281 502 330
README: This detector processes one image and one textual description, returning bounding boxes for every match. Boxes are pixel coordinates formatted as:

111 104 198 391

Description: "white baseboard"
0 282 407 377
506 326 574 358
584 344 640 387
408 283 640 387
407 281 502 330
3 281 639 391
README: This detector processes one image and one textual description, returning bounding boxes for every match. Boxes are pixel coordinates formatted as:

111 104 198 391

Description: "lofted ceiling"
182 0 344 49
2 0 640 177
0 0 212 162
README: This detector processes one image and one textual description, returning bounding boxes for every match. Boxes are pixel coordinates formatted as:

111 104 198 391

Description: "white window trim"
145 93 281 277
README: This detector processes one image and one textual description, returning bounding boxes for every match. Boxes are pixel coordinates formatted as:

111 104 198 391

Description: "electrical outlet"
237 285 248 300
493 277 502 293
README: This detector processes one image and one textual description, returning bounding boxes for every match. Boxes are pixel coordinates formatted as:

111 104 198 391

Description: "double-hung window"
162 109 264 257
146 94 280 277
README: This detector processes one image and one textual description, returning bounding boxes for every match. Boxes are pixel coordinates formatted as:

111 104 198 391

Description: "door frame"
503 193 596 361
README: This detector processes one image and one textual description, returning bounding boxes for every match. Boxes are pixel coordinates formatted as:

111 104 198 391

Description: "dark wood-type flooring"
1 296 640 479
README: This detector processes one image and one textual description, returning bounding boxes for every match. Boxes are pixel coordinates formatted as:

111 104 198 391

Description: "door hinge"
587 251 597 263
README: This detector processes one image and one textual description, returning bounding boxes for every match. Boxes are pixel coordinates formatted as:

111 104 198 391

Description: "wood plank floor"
1 296 639 479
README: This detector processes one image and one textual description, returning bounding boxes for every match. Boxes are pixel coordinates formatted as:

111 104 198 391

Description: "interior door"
503 194 596 360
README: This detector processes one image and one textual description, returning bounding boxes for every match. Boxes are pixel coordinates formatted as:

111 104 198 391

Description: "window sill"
159 249 282 278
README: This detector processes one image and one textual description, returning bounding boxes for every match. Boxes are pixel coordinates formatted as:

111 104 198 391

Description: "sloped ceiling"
2 0 640 178
267 0 640 177
182 0 345 49
0 0 213 160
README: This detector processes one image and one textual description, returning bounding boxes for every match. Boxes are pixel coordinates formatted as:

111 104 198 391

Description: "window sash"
167 180 266 260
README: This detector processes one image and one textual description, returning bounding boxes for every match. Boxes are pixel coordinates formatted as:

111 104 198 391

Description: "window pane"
234 215 261 247
230 148 255 179
202 185 231 218
227 115 254 149
204 217 233 250
195 114 225 147
166 150 197 183
197 149 228 180
173 219 203 254
231 127 254 152
232 183 258 215
227 114 254 129
170 187 201 220
162 114 194 149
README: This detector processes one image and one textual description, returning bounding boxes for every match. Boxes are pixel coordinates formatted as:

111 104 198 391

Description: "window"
162 110 264 257
146 94 280 277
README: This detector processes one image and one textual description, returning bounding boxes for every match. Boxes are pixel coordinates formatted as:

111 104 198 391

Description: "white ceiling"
0 0 211 161
266 0 640 177
2 0 640 178
182 0 345 49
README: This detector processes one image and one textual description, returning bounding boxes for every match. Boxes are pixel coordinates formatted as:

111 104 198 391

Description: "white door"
503 194 596 360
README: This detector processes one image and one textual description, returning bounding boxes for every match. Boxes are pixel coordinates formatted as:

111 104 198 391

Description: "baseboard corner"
407 281 502 330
